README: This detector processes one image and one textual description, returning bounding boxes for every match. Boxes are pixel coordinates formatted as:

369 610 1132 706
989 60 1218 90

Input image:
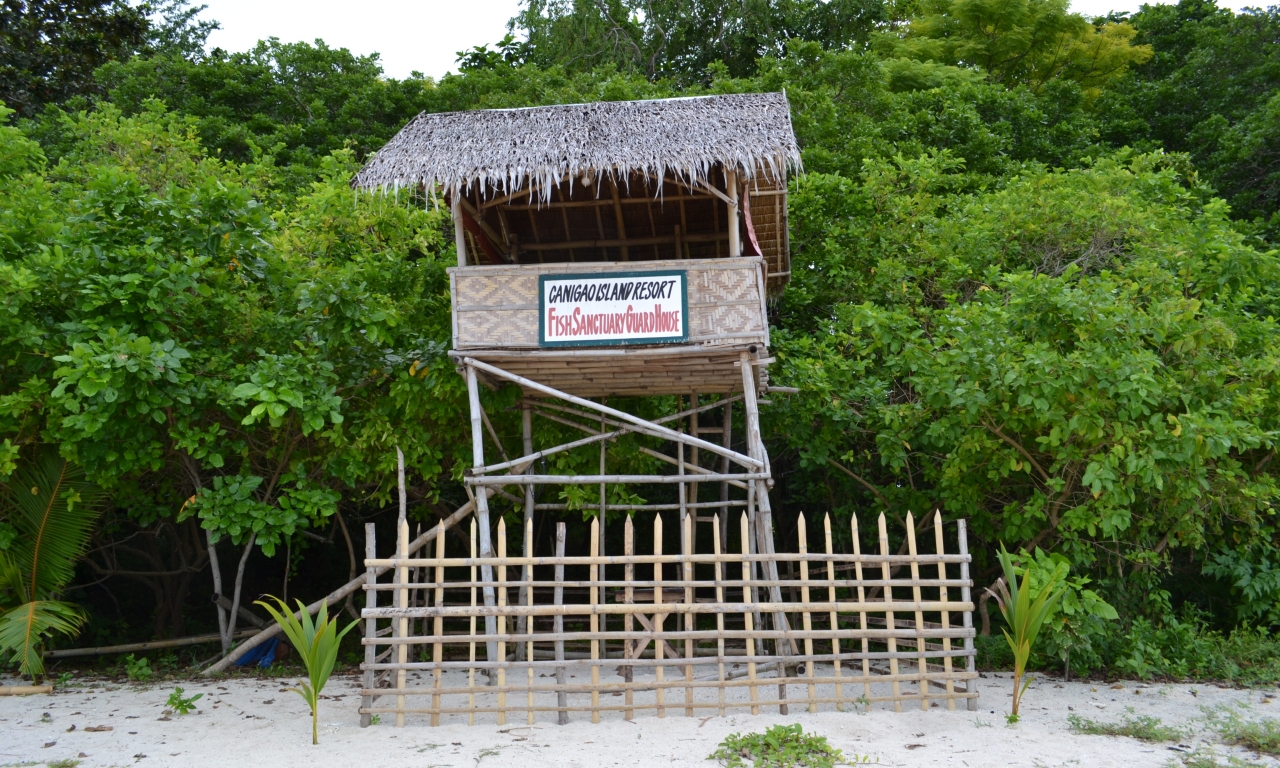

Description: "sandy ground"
3 672 1279 767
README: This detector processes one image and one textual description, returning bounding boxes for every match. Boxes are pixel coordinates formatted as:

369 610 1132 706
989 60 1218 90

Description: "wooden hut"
349 94 979 726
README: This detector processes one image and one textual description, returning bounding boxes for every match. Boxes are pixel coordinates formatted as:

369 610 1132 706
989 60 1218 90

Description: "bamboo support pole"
361 523 377 728
624 514 635 720
555 522 568 724
906 512 929 711
726 169 741 257
526 516 535 724
683 511 694 716
654 513 665 718
799 513 816 713
599 408 607 638
959 518 979 711
741 512 759 715
825 514 844 711
396 518 409 728
468 518 477 725
879 513 901 713
519 403 534 658
590 517 601 723
497 518 508 725
720 400 732 553
711 513 727 717
934 511 956 711
431 523 445 726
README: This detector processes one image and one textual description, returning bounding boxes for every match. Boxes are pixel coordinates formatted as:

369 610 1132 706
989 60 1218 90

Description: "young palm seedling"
257 596 358 744
987 545 1067 723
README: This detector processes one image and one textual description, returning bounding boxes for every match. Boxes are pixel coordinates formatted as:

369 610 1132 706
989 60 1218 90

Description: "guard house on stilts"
352 93 979 726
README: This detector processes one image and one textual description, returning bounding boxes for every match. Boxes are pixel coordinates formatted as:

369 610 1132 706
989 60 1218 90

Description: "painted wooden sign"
539 270 688 347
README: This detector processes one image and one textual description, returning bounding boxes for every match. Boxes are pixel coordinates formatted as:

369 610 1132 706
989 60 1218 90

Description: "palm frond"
2 447 106 598
0 598 86 677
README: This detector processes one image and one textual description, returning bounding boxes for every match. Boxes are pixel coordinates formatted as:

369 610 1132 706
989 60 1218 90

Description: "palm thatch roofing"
351 92 800 202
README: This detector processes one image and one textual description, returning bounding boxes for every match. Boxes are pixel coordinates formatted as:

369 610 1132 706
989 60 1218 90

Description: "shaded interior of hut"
449 164 789 293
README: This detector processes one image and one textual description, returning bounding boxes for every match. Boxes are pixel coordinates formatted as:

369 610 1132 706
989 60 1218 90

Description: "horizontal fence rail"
359 509 978 726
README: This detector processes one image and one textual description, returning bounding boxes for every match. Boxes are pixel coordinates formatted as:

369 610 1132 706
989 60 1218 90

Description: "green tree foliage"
885 0 1152 99
1098 0 1280 238
0 0 149 116
0 0 1278 672
512 0 887 82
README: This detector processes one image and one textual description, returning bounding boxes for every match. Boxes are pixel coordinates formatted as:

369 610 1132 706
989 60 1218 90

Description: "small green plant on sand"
166 686 203 714
1170 748 1267 768
369 714 382 725
123 653 152 682
987 544 1066 723
1205 709 1280 757
257 595 357 745
709 724 860 767
1068 711 1187 742
47 759 82 768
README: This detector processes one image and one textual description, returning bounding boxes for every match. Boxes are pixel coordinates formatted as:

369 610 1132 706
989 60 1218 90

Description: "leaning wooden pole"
202 483 520 676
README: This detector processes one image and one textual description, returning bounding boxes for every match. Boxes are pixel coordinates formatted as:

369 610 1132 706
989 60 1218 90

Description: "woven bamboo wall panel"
451 258 768 350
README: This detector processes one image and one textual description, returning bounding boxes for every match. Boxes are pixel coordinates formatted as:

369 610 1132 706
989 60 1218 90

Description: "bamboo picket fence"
358 508 978 726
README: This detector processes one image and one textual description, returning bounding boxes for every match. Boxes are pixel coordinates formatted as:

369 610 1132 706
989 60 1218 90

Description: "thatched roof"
351 92 800 202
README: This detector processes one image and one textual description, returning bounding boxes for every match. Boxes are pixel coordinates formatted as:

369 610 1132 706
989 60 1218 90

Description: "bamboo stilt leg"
933 510 956 711
589 517 601 724
720 401 731 554
878 513 901 712
465 366 499 670
518 403 534 662
555 523 568 724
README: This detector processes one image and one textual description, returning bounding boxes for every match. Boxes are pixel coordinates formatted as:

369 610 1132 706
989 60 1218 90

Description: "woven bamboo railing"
358 509 978 726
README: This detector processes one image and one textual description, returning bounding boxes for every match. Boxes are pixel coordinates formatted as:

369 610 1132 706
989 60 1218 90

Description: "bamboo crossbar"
364 626 975 645
366 552 971 567
362 648 979 671
363 576 972 590
465 472 768 486
363 600 973 619
361 509 979 726
358 671 978 698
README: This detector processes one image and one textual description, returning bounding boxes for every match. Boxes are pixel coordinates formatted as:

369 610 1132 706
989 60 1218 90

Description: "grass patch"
1168 748 1267 768
708 724 859 767
1067 712 1188 742
1206 711 1280 757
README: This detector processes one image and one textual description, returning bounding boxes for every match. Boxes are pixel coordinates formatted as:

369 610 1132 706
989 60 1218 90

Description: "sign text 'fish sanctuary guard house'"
351 93 979 726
